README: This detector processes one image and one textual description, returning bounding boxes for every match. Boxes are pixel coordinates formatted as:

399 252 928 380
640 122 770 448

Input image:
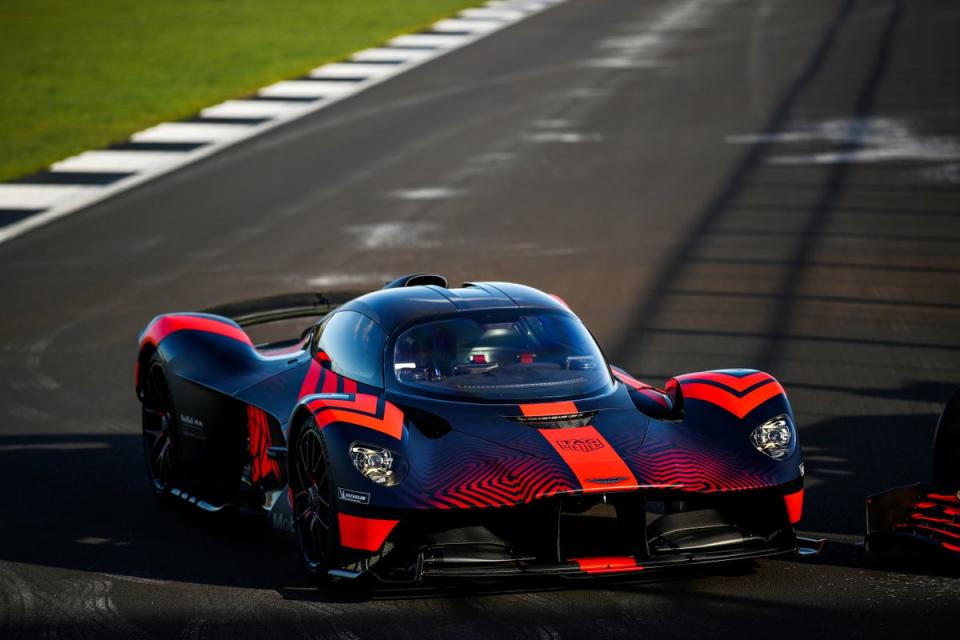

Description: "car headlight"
350 442 401 486
750 414 796 461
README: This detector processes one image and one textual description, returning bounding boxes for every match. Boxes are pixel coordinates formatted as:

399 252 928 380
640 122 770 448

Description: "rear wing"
204 273 450 326
201 291 366 328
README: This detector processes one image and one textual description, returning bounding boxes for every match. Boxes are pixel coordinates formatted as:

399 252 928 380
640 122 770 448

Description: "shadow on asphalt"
0 433 307 591
801 408 941 536
0 395 954 602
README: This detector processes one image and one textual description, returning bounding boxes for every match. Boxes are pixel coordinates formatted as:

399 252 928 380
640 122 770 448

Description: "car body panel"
137 280 806 581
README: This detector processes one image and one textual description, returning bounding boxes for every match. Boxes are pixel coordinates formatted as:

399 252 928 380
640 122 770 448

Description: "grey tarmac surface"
1 0 958 637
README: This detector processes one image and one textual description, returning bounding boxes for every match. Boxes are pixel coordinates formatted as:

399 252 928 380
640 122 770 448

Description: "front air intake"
509 411 596 429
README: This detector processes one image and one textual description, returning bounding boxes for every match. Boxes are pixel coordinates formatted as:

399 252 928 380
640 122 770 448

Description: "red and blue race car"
136 274 808 583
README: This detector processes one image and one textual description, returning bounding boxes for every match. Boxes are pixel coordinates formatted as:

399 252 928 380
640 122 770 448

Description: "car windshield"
392 310 612 401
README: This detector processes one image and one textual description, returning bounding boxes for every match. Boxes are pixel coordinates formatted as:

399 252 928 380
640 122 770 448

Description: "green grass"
0 0 481 182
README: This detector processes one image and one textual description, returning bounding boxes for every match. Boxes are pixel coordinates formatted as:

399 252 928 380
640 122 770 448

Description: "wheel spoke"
308 511 328 536
156 438 170 462
298 441 314 486
300 438 313 486
144 432 160 453
156 441 170 481
147 427 166 443
150 445 170 475
293 425 333 567
142 360 176 493
308 435 318 475
307 437 317 482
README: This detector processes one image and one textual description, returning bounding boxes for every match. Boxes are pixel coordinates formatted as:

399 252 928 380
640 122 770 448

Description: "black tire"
291 417 342 576
141 354 181 496
932 387 960 490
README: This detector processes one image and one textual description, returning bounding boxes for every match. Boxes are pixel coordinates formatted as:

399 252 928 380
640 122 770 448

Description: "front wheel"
291 417 342 576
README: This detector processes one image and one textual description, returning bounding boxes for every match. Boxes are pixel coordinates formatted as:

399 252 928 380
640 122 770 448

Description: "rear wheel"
141 354 180 495
291 417 341 576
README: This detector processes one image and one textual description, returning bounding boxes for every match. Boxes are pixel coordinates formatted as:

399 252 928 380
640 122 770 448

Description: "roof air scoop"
383 274 448 289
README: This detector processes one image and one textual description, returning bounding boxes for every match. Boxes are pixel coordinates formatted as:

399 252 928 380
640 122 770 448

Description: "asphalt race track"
1 0 958 637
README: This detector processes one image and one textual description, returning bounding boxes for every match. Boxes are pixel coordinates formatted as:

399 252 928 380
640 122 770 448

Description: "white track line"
0 185 102 209
388 34 473 48
432 19 505 32
461 8 525 20
131 122 256 143
310 62 407 79
51 151 193 173
258 80 360 98
201 100 310 119
350 48 436 62
0 0 571 245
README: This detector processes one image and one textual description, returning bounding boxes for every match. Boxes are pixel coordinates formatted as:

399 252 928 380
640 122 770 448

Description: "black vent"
398 405 452 439
383 273 447 289
509 411 596 429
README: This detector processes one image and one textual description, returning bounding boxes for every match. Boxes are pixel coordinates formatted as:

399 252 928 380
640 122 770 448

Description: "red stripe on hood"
520 401 578 417
538 426 637 493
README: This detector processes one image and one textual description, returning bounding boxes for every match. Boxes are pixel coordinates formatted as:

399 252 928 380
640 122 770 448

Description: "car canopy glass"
392 309 612 401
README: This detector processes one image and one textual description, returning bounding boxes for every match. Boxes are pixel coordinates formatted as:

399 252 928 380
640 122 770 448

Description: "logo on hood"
556 438 604 453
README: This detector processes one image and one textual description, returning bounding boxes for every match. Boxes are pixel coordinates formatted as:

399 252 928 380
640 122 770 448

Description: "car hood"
389 383 651 462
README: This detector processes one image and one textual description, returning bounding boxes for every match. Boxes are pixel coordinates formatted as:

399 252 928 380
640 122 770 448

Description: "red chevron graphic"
680 379 784 419
307 393 378 415
307 393 404 440
683 371 772 392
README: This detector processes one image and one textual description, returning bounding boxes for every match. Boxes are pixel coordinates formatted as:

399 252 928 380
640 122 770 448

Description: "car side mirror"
625 378 683 421
663 378 684 421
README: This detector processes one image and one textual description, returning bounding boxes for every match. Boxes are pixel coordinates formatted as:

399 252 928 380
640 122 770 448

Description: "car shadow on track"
0 429 777 603
0 432 310 591
0 430 769 601
280 559 767 603
0 395 954 604
801 409 941 537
